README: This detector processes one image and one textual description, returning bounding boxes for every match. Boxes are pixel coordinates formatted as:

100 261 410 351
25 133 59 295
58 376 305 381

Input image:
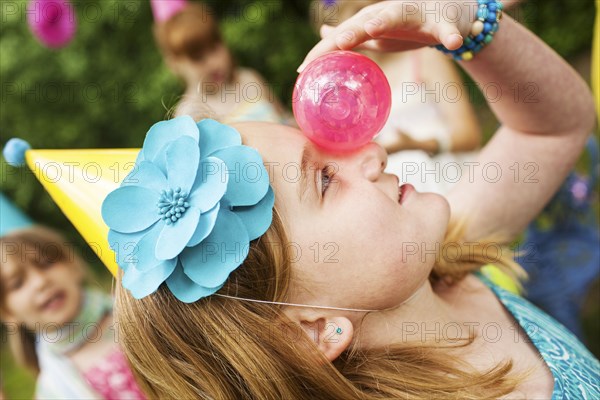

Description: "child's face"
175 43 233 85
1 253 83 329
235 122 450 311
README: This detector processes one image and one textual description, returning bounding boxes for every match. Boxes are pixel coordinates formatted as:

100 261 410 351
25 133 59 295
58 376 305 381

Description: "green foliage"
516 0 594 59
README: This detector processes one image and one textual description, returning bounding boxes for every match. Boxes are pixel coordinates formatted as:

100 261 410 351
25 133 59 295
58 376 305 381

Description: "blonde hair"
116 206 526 398
0 226 87 373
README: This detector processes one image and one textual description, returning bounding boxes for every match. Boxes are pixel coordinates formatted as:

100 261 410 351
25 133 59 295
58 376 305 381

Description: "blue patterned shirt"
479 273 600 399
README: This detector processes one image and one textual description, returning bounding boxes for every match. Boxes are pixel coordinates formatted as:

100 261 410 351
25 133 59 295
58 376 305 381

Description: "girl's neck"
185 72 237 97
351 279 474 350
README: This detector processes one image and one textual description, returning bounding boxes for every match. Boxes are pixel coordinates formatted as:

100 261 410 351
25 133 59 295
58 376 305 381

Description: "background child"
0 194 144 400
152 0 291 124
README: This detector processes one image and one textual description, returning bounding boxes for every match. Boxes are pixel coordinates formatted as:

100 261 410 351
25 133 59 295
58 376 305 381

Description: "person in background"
152 0 291 124
0 193 145 400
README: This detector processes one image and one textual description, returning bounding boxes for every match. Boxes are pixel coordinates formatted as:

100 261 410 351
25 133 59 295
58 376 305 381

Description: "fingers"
298 2 465 72
299 5 384 72
319 24 334 38
362 6 404 39
356 38 426 53
299 21 376 72
431 23 463 50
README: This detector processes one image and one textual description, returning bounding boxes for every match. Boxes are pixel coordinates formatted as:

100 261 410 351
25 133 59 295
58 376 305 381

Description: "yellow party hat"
3 139 138 277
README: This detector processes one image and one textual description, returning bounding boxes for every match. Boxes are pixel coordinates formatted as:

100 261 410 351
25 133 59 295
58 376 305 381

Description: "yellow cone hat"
24 148 138 276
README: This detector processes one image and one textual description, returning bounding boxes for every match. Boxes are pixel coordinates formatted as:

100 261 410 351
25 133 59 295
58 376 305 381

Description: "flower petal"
166 263 223 303
143 116 199 161
187 202 220 247
108 228 150 270
122 260 177 299
166 136 199 194
152 144 169 176
121 161 167 192
135 149 144 163
155 207 201 260
133 221 177 272
180 209 249 288
233 186 274 240
213 146 269 206
187 157 228 211
198 119 242 157
102 186 160 233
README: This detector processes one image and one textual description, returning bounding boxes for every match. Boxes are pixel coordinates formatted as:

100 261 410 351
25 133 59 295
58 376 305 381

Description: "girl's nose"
356 142 387 181
29 268 50 290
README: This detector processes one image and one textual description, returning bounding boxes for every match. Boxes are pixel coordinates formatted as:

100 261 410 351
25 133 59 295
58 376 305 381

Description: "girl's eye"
320 165 335 196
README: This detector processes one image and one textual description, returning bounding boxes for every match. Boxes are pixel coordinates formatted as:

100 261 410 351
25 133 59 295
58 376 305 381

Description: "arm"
446 16 595 242
420 48 482 153
385 131 440 155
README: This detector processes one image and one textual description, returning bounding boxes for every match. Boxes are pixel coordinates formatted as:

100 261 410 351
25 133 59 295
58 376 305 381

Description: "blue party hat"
0 192 34 237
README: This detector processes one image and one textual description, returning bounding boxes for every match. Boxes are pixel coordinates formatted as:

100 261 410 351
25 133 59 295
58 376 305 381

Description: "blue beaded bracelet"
434 0 503 61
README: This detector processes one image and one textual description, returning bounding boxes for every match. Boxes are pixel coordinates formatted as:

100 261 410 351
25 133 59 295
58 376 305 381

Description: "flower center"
157 187 190 225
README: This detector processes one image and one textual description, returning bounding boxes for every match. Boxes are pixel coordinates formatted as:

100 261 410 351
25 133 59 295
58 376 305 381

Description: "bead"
471 20 484 36
433 0 501 61
477 7 488 20
336 327 343 334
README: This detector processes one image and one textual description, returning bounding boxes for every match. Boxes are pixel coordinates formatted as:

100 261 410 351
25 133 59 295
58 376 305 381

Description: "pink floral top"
83 349 146 400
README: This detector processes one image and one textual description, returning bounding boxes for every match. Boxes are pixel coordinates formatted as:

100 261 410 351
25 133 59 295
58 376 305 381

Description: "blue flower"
101 116 274 303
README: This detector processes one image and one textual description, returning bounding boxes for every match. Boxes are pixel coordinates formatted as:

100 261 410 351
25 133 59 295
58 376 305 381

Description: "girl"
35 0 597 398
153 1 290 124
0 225 145 399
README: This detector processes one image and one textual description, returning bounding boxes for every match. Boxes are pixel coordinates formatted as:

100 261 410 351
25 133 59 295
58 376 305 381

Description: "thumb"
433 23 463 51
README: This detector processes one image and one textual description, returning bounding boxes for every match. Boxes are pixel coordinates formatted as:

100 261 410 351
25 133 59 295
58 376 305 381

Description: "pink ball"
293 51 391 152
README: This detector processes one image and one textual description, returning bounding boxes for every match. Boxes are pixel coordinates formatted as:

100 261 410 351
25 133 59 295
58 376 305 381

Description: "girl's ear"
284 309 354 362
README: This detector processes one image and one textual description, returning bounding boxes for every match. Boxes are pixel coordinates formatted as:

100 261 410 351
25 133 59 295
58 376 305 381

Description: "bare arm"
420 49 482 152
389 49 482 154
446 16 595 242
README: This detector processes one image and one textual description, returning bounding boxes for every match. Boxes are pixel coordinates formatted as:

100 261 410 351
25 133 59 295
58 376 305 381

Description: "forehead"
234 122 306 162
233 122 308 212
